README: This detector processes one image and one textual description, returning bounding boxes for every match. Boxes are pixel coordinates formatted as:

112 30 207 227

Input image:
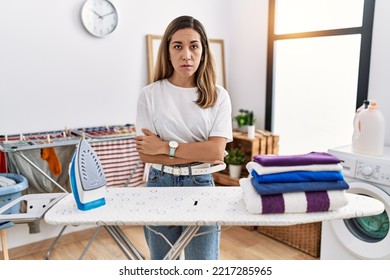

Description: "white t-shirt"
136 79 233 144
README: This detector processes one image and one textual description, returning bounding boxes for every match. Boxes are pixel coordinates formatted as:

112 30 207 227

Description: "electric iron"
69 139 106 211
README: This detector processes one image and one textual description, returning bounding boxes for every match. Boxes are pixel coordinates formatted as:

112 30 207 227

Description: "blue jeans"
144 167 220 260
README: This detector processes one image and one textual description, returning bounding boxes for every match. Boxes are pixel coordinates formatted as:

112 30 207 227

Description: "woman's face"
169 28 203 85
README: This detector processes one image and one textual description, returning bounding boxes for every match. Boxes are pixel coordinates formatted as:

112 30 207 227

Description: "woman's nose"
182 48 191 60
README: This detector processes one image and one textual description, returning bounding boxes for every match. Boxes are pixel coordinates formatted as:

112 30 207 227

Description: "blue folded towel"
250 176 349 195
251 170 344 183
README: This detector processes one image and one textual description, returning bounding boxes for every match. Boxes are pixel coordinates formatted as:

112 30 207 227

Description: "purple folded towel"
253 152 340 167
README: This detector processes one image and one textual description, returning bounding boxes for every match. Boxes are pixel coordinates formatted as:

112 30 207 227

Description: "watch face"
81 0 118 38
169 141 179 149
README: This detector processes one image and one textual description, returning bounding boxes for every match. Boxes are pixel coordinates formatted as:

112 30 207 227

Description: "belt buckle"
172 166 181 176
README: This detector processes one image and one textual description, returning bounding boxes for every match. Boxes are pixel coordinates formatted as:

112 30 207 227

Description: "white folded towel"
240 178 349 214
246 161 343 175
0 176 16 187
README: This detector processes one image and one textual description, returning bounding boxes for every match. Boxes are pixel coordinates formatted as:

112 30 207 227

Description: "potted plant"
224 148 247 178
234 109 255 132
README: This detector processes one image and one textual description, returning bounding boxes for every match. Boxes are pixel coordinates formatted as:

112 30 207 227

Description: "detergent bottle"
352 101 385 156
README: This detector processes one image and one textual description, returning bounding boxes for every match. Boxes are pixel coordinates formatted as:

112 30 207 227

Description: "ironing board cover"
44 187 384 227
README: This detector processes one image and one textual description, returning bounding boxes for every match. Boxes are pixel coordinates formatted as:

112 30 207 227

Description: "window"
266 0 375 154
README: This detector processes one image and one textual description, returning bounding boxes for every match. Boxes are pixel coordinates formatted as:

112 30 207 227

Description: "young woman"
135 15 232 260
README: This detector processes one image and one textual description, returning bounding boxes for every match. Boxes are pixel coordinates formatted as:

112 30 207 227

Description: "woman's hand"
135 128 168 156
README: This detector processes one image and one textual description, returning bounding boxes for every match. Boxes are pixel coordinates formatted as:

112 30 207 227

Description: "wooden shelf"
229 132 260 162
213 172 240 186
214 130 279 186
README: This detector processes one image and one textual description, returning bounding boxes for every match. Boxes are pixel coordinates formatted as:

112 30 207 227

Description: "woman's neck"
168 74 196 88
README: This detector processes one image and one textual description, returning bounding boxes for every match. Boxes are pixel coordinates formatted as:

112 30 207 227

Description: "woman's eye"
173 45 182 50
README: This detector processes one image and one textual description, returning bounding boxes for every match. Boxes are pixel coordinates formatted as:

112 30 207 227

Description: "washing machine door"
329 181 390 259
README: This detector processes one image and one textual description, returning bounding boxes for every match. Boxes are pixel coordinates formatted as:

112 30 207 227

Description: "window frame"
265 0 376 131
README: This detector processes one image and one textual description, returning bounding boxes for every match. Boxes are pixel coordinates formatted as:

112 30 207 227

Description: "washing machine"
320 145 390 259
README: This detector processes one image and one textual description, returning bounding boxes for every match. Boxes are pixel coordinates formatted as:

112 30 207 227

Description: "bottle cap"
368 101 377 109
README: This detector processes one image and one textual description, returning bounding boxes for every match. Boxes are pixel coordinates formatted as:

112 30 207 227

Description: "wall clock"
81 0 118 38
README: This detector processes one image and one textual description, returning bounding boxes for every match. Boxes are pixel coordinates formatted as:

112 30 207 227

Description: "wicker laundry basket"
257 222 322 258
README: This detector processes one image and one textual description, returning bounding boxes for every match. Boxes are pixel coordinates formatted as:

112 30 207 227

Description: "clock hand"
91 9 103 19
101 11 115 18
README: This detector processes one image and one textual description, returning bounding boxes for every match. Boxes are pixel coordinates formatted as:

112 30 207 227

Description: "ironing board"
44 186 385 260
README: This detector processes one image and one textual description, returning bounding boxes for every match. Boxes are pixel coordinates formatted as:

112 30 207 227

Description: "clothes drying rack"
0 124 145 259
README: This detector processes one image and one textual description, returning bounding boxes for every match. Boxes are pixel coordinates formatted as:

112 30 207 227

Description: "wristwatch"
169 141 179 159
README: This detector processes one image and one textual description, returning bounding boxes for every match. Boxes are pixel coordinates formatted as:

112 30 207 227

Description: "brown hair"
154 15 218 108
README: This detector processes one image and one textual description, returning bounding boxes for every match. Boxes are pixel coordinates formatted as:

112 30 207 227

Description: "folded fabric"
253 152 340 167
240 178 349 214
246 161 343 175
250 176 349 195
251 170 344 183
0 176 16 187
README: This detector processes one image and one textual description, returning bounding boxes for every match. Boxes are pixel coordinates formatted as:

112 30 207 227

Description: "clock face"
81 0 118 38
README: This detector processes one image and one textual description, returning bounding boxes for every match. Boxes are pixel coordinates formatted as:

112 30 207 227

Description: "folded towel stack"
241 152 349 214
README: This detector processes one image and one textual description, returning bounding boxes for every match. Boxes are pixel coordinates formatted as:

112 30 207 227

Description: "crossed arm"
135 128 227 166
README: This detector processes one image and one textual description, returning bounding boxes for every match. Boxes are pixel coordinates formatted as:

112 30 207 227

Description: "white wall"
368 0 390 146
0 0 230 134
228 0 268 129
2 0 390 249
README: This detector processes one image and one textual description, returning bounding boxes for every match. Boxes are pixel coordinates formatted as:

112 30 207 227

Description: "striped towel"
240 178 348 214
91 138 145 187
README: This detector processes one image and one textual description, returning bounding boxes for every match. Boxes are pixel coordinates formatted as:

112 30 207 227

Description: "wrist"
164 142 170 155
168 140 179 158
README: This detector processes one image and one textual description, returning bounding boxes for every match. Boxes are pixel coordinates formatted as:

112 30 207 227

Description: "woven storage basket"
257 222 322 258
